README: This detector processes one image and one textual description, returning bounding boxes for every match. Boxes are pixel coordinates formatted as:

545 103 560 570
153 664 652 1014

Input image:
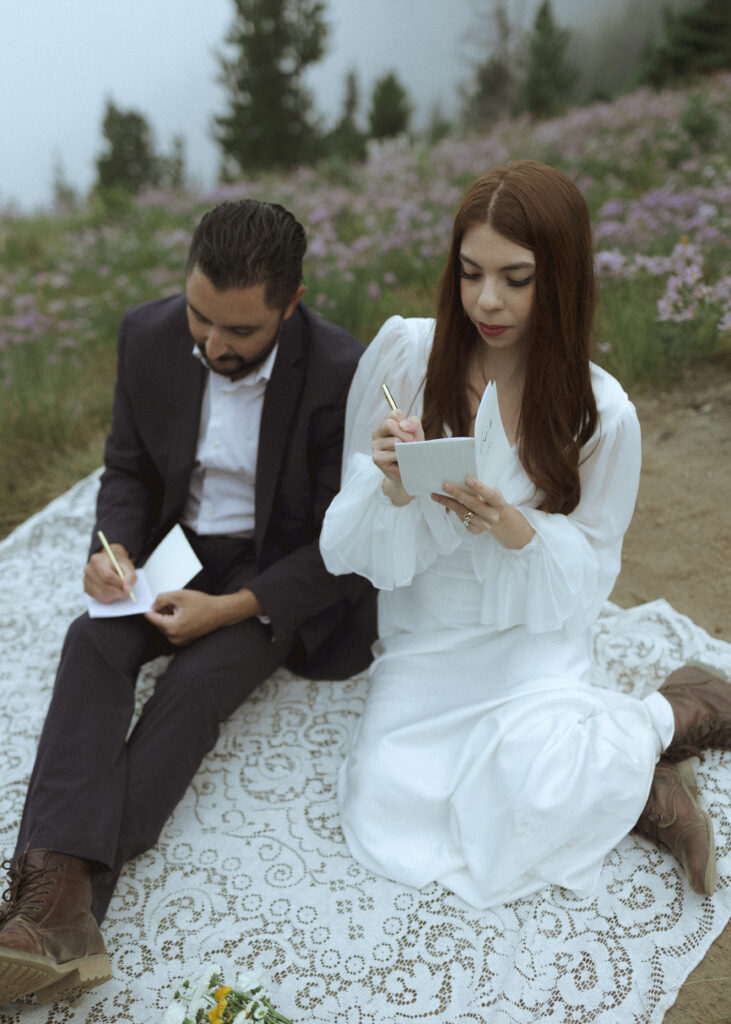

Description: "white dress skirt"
320 316 675 909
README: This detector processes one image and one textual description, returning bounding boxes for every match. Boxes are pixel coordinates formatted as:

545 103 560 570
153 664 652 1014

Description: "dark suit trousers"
14 533 293 923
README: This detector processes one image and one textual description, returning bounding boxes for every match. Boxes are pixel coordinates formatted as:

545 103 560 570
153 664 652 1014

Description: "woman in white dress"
320 160 731 908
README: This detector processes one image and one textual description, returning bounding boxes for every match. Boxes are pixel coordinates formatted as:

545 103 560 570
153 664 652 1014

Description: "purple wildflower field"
1 74 729 371
0 73 729 526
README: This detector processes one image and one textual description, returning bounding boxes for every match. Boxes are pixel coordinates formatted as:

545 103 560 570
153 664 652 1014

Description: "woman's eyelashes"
459 267 535 288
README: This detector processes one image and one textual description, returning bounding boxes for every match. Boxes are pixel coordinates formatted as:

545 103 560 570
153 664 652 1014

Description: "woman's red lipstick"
479 323 509 337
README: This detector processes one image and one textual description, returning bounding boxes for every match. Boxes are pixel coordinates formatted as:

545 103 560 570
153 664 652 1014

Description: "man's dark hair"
186 199 307 310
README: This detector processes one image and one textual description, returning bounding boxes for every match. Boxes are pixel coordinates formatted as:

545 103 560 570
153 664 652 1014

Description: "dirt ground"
611 352 730 646
609 351 731 1023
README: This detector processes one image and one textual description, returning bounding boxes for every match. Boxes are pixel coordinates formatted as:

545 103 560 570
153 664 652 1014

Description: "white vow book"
86 524 203 617
395 381 513 496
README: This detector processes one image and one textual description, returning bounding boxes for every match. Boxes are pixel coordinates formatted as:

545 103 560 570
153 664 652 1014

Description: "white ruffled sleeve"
468 365 642 633
320 316 461 589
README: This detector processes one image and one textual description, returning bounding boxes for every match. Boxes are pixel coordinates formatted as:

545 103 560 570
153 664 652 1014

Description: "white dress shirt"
181 344 278 537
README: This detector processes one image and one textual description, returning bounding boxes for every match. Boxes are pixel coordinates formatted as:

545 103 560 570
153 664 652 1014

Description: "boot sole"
0 948 112 1005
680 664 725 894
676 766 717 897
700 806 717 897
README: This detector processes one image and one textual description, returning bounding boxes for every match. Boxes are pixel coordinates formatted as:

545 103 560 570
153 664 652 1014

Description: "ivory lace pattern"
0 471 729 1024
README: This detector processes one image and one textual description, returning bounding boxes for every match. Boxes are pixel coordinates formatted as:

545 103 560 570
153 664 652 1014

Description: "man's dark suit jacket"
90 293 376 679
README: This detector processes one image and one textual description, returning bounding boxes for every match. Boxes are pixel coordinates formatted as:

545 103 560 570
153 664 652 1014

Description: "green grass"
596 276 725 384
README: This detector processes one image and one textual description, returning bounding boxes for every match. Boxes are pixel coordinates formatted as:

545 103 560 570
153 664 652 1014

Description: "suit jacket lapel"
255 311 306 551
161 323 207 527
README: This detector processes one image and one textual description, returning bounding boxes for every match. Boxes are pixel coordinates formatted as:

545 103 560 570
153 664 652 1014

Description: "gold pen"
97 530 137 603
382 383 398 412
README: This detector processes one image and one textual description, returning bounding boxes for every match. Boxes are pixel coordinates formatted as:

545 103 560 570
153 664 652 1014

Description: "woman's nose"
477 279 503 311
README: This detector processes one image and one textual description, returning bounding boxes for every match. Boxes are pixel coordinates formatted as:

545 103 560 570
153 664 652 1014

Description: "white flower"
162 1001 189 1024
188 962 221 1003
234 968 269 995
188 997 209 1018
198 962 222 989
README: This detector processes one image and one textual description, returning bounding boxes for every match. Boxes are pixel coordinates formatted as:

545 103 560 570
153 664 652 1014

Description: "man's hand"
84 544 137 603
145 587 264 646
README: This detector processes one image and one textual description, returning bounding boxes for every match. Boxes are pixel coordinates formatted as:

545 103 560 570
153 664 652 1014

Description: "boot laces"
0 854 58 923
640 806 672 834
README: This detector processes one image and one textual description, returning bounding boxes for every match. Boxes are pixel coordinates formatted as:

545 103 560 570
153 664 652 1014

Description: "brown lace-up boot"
659 663 731 762
0 850 112 1004
634 759 716 896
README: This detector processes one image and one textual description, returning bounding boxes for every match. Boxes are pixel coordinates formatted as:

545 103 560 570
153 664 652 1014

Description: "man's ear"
283 284 306 320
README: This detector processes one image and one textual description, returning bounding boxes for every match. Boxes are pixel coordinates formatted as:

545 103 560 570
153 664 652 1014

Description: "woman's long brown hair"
422 160 598 515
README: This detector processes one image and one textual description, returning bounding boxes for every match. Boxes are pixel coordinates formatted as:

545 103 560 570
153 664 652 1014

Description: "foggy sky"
0 0 662 211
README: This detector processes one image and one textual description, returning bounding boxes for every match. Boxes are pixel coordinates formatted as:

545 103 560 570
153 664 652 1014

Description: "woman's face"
459 221 535 358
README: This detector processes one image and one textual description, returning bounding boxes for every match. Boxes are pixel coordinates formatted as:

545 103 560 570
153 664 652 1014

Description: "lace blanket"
0 472 729 1024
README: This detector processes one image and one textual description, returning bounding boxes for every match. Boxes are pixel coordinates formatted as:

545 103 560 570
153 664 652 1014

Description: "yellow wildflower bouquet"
162 964 293 1024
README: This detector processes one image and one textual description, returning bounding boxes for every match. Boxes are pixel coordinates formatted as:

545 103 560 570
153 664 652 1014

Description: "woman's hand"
371 409 424 506
432 476 535 550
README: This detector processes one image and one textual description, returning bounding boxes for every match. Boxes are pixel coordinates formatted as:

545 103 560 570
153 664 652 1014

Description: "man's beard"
198 318 283 380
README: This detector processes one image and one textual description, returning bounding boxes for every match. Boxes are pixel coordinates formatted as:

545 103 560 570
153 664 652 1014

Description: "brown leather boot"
659 663 731 762
0 850 113 1004
634 759 716 896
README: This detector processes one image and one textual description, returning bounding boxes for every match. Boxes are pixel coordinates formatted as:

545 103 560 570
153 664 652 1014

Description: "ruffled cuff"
469 508 603 633
320 454 461 589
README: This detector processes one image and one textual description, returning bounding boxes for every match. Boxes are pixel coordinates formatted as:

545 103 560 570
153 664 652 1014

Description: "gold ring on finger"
463 511 475 527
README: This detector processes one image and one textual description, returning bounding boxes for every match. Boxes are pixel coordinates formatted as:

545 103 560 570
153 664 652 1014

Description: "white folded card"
395 381 513 496
86 524 203 617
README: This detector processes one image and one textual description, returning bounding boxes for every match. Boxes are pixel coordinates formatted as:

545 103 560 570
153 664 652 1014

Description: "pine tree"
214 0 328 175
326 70 367 162
460 0 516 126
519 0 578 118
368 72 412 141
463 56 513 124
51 155 77 210
638 0 731 87
158 135 187 189
95 100 161 194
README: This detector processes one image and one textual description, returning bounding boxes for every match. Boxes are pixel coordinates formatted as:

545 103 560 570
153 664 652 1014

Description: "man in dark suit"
0 200 375 1005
